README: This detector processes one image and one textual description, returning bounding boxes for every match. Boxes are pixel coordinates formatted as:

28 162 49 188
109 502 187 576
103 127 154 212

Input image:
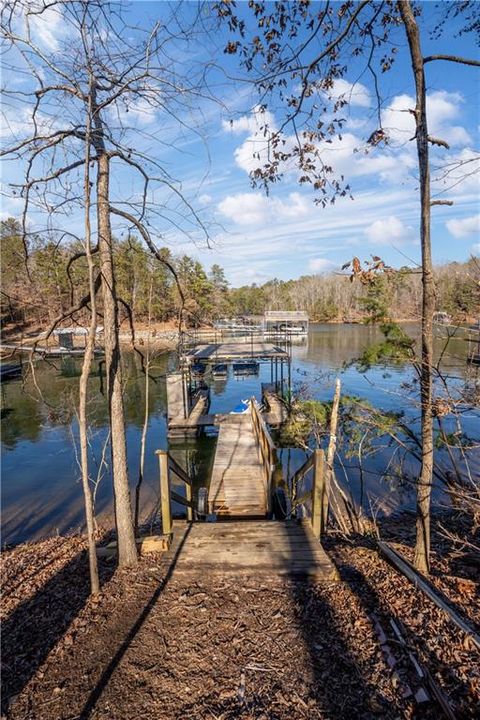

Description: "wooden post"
311 449 325 538
181 366 188 419
185 481 193 522
156 450 172 535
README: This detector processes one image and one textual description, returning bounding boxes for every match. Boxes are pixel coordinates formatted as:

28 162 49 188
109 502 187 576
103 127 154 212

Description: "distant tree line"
2 217 478 331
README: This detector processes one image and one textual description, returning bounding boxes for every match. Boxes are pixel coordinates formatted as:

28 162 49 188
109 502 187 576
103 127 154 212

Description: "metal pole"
288 356 292 408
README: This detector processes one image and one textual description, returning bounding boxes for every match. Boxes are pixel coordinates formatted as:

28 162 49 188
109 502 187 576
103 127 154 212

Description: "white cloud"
224 107 286 175
198 194 212 205
365 215 416 246
120 97 157 126
222 116 255 134
326 79 371 108
12 2 67 52
217 191 309 226
382 91 471 147
432 148 480 197
309 258 336 273
471 243 480 255
222 107 276 136
217 193 269 225
446 214 480 238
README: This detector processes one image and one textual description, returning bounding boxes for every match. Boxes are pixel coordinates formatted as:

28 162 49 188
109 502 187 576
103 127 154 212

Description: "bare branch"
424 54 480 67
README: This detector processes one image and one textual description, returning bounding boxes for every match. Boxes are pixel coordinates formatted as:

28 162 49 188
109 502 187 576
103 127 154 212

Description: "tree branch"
427 135 449 149
423 54 480 68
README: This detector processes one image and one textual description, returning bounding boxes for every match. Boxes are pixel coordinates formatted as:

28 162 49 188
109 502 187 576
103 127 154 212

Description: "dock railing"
155 450 196 535
290 449 328 538
250 397 276 513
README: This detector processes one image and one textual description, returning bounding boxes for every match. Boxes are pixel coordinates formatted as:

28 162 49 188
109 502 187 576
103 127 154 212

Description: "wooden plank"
168 455 192 486
184 342 289 362
170 489 194 508
171 520 339 580
166 372 187 421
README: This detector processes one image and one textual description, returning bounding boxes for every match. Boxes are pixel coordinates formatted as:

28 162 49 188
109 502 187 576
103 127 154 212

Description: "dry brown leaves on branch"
342 256 393 284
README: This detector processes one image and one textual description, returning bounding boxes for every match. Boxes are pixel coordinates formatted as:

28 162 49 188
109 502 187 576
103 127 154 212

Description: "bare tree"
216 0 479 572
1 0 214 566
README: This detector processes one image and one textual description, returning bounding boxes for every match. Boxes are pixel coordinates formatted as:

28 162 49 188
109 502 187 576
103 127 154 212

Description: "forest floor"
1 511 478 720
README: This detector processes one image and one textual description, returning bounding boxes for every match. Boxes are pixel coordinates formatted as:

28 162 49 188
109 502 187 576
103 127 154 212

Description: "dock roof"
183 342 289 363
264 311 309 321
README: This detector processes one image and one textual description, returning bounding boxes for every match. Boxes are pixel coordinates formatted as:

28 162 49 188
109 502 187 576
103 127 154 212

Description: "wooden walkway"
167 372 209 438
166 372 188 422
208 412 267 517
262 382 288 426
172 520 339 580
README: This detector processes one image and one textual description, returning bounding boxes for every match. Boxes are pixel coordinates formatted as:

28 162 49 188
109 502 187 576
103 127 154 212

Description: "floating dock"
166 341 291 439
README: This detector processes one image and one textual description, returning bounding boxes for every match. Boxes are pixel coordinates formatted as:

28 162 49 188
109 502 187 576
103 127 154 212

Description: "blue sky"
1 1 479 286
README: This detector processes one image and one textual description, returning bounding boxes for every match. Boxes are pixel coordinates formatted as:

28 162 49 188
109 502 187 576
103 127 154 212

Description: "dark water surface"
1 323 478 544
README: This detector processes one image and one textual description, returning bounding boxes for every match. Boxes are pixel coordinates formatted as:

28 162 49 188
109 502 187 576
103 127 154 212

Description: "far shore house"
263 311 309 335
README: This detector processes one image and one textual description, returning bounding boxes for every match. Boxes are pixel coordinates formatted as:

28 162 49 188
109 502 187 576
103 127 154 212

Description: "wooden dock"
156 405 337 582
262 382 288 426
183 341 289 363
172 520 339 580
166 372 210 439
208 411 269 517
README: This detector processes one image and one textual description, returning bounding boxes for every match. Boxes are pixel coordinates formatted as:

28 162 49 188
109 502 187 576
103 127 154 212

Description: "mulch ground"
1 517 478 720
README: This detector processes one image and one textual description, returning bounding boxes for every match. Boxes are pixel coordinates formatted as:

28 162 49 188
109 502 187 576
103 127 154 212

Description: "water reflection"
1 324 478 544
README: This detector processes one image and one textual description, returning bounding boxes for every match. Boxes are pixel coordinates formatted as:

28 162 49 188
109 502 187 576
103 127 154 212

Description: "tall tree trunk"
93 88 137 567
78 74 100 595
135 278 153 534
398 0 435 574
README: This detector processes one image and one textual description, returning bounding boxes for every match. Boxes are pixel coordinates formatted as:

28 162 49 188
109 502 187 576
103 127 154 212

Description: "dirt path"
2 528 477 719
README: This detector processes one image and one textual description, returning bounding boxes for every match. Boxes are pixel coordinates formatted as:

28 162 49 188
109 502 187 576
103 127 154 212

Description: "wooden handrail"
249 397 277 514
289 448 327 538
170 489 195 509
290 455 314 502
156 449 195 531
168 454 192 486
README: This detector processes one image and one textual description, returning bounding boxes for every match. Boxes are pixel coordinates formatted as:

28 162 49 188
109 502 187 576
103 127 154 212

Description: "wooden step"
172 520 339 580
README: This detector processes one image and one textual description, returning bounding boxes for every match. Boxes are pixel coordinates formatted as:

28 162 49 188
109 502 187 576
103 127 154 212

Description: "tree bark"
78 73 100 595
398 0 435 574
93 88 137 567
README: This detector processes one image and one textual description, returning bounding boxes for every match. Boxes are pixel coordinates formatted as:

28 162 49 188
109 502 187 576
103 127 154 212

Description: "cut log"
97 534 172 558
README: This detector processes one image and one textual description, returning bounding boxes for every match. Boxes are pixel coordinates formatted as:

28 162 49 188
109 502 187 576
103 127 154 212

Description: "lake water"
1 323 478 544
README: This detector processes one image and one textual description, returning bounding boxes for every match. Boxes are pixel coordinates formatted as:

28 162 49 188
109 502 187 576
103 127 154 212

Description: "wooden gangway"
154 417 338 580
208 400 275 517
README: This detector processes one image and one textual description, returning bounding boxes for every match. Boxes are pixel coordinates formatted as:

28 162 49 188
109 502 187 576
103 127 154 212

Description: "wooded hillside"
2 217 479 331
